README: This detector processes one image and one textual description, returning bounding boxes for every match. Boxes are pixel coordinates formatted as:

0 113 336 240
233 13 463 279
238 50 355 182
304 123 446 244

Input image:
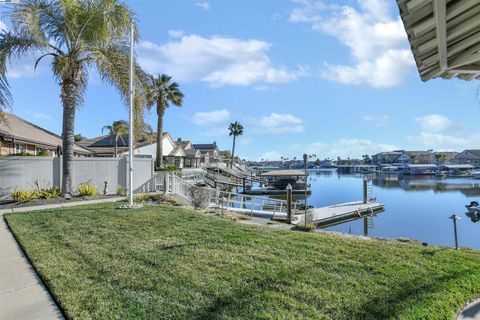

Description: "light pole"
303 153 308 228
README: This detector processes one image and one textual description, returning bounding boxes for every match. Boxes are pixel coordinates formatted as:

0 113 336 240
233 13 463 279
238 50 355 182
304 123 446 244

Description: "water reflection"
306 169 480 249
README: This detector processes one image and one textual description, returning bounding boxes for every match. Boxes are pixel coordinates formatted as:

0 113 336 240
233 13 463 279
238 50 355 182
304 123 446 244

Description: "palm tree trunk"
230 135 236 168
156 105 165 169
60 80 78 197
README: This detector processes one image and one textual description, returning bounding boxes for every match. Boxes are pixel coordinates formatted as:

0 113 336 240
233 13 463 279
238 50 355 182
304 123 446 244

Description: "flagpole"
128 20 134 207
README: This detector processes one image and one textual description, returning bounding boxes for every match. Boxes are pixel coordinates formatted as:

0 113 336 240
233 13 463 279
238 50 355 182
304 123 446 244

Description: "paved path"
458 300 480 320
0 197 124 320
0 216 63 320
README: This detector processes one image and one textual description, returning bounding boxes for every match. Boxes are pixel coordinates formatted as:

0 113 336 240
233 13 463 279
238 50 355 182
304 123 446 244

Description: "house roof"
79 132 173 155
184 148 200 157
192 143 217 150
0 113 92 154
176 139 192 149
397 0 480 81
168 146 186 157
457 149 480 157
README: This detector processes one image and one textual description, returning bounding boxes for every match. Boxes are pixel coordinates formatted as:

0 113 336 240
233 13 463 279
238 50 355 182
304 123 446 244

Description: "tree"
0 0 149 196
102 120 128 157
228 121 244 168
74 134 85 142
146 74 184 169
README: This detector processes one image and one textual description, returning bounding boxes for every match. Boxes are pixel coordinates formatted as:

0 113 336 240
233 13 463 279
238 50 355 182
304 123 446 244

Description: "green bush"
36 149 50 156
37 187 61 199
77 182 98 196
156 165 177 172
8 152 33 157
33 181 60 199
134 193 165 203
11 188 39 203
116 185 126 196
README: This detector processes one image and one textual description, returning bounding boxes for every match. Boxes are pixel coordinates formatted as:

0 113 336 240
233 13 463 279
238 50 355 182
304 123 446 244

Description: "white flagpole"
128 20 134 207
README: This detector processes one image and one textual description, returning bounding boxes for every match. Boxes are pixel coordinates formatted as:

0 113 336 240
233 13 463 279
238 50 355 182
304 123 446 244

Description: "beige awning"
261 169 308 177
397 0 480 81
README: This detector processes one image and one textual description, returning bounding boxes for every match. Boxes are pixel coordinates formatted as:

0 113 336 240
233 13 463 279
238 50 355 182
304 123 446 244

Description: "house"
176 139 201 168
404 151 435 164
453 150 480 167
192 142 220 165
79 133 200 169
371 151 405 164
434 152 458 165
0 113 92 156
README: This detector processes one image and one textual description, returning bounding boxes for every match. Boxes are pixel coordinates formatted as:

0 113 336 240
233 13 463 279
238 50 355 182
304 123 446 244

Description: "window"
15 144 26 154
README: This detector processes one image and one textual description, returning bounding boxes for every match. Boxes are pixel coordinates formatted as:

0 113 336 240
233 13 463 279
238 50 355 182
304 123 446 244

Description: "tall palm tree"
0 0 148 196
146 74 184 169
102 120 128 157
228 121 244 168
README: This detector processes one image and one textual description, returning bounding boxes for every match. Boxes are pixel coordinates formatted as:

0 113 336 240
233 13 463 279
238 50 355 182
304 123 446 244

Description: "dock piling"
286 184 292 224
449 214 460 249
363 177 368 204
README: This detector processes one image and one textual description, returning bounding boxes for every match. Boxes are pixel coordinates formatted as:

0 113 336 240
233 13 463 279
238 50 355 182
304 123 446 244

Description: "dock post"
449 214 460 249
363 177 368 204
286 184 292 224
363 218 368 236
243 176 246 192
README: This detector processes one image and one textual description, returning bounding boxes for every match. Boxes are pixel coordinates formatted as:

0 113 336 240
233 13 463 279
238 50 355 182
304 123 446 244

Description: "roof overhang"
397 0 480 81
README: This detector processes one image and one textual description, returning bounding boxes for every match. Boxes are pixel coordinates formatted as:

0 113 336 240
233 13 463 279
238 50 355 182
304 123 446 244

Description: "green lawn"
5 203 480 319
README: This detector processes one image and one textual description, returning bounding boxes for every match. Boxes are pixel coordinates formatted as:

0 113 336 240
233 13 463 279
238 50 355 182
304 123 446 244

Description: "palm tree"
228 121 244 168
102 120 128 157
146 74 184 169
0 0 148 196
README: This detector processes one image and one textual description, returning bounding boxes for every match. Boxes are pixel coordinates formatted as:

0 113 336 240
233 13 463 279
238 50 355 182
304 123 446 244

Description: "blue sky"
2 0 479 160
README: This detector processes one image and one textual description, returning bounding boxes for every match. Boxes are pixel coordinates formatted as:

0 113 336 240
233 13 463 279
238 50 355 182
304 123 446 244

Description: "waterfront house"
176 138 201 168
402 164 439 175
372 151 405 164
434 152 458 165
192 142 220 165
0 113 92 156
453 150 480 167
79 132 185 166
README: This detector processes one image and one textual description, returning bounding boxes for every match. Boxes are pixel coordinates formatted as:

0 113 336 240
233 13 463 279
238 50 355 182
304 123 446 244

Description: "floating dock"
293 201 384 227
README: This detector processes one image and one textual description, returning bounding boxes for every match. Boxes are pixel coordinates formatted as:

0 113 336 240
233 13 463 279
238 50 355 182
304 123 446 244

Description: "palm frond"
0 30 48 109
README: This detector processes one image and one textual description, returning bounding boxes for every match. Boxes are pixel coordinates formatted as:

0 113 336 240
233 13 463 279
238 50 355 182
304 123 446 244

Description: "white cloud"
137 35 306 86
193 109 230 125
290 0 415 87
258 150 283 161
410 114 474 149
168 30 185 38
200 127 229 137
254 113 304 134
363 114 389 127
306 138 396 159
415 114 453 133
195 2 210 10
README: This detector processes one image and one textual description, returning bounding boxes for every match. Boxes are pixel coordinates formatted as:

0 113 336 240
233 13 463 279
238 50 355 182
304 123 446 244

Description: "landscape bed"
4 203 480 320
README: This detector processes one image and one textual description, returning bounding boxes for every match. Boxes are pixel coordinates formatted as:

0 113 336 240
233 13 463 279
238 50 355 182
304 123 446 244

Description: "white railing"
179 168 207 182
217 191 300 219
155 172 300 219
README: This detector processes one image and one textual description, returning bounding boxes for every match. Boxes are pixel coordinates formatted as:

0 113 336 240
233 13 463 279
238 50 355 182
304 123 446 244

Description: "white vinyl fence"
0 156 155 200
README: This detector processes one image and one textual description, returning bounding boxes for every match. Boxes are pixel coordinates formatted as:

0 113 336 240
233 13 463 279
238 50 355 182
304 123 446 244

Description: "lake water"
306 169 480 250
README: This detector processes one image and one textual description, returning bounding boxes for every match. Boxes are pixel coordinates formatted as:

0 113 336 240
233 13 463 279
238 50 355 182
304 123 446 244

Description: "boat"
466 201 480 214
472 172 480 179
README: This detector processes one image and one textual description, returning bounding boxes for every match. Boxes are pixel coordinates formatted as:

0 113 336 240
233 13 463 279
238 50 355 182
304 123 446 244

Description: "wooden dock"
241 189 311 196
292 201 384 227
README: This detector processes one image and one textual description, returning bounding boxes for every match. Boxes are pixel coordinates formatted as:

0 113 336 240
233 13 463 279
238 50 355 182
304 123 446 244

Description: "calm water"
307 169 480 250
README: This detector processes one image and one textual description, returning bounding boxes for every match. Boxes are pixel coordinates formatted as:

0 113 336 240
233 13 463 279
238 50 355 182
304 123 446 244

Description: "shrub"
188 186 208 209
8 152 33 157
36 149 50 156
116 185 126 196
11 188 39 203
156 165 177 172
37 187 60 199
134 193 164 203
77 182 98 196
33 181 60 199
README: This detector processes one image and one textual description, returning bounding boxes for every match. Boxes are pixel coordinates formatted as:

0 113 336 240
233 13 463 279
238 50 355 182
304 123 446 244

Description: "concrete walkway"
0 216 63 320
0 197 124 320
458 300 480 320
